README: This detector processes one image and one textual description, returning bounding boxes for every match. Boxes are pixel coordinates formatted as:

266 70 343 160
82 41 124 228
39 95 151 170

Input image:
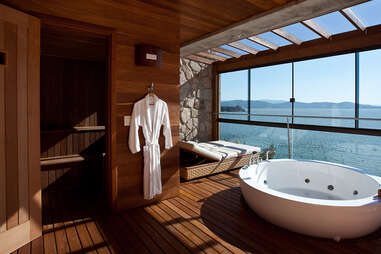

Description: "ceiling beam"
272 28 302 45
340 8 366 31
228 42 258 55
180 0 369 57
185 55 215 65
215 24 381 73
271 0 289 4
301 19 331 39
197 52 227 61
211 47 242 58
248 35 279 50
244 0 277 10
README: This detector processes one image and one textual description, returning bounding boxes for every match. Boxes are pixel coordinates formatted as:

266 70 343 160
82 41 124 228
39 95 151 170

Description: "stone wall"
180 58 213 141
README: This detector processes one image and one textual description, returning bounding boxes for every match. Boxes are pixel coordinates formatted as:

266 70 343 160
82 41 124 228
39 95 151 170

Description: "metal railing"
218 112 381 122
217 112 381 159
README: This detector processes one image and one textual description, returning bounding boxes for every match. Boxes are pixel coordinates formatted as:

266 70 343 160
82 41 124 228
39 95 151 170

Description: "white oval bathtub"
239 159 381 241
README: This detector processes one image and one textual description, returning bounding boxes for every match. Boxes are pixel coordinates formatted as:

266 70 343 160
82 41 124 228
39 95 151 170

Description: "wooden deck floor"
13 170 381 254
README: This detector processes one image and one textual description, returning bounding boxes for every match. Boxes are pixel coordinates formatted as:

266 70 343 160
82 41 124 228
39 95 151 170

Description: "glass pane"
293 129 381 176
250 63 292 123
220 123 290 158
282 23 320 42
359 48 381 129
239 39 268 51
351 0 381 27
312 11 356 34
257 32 292 47
213 51 232 59
220 45 249 55
220 70 248 120
294 54 355 127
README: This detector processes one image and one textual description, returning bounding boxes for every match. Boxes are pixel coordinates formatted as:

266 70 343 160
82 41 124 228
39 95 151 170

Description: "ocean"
219 108 381 176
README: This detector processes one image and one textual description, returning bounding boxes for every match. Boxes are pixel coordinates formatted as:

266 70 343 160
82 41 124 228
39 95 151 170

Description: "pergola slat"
186 55 215 64
197 52 227 61
248 35 279 50
181 0 368 56
272 28 302 45
215 24 381 73
227 42 258 55
340 8 366 31
211 47 242 58
301 19 331 39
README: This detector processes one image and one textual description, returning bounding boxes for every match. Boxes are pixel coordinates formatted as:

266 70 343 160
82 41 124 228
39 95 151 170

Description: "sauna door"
0 4 41 254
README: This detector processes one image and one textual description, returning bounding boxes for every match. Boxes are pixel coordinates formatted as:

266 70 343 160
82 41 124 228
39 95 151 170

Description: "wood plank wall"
40 55 107 208
0 21 6 233
0 17 38 232
0 0 181 211
0 4 42 249
111 30 180 210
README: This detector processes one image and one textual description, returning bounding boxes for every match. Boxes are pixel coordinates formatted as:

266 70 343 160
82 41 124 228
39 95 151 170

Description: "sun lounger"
179 140 261 180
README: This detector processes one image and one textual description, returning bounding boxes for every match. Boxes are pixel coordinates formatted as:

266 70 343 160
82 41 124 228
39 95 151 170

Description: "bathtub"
239 159 381 241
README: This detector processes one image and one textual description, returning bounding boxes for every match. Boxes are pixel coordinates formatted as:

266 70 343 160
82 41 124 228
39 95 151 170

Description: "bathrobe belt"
144 140 159 148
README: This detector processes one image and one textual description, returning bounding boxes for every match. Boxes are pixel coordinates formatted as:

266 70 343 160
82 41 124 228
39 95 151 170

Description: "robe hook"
148 82 154 93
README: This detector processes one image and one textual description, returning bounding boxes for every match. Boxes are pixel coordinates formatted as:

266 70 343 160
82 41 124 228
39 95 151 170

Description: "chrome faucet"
266 150 270 160
248 151 261 166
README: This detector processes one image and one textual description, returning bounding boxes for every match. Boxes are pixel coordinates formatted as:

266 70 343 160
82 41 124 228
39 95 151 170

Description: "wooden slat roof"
185 1 372 65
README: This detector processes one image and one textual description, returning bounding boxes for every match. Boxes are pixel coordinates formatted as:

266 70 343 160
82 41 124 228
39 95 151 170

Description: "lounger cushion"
179 141 223 161
179 140 261 161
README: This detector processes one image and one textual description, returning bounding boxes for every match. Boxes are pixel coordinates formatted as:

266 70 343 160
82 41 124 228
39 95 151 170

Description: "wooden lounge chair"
179 140 261 180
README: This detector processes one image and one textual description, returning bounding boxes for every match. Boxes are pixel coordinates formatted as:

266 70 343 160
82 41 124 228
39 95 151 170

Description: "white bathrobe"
129 94 173 199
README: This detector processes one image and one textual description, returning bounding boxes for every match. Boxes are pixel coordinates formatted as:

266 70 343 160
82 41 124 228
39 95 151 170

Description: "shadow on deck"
14 170 381 254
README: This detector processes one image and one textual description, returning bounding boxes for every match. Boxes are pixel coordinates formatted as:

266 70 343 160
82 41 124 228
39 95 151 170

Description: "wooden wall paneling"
2 0 183 212
113 31 180 210
0 221 32 254
4 21 19 230
38 20 108 222
0 4 41 251
28 16 42 239
17 25 29 225
40 56 107 156
107 33 118 211
0 21 6 233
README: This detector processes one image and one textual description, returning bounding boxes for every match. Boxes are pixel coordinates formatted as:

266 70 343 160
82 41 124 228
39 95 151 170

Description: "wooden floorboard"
13 170 381 254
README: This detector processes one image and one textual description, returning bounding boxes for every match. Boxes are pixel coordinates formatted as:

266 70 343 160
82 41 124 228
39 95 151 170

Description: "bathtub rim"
239 159 381 208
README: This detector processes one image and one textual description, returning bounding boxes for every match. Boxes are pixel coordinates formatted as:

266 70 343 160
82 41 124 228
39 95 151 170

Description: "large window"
359 49 381 129
294 54 355 127
219 49 381 176
250 63 292 123
220 70 248 120
220 123 290 158
293 129 381 175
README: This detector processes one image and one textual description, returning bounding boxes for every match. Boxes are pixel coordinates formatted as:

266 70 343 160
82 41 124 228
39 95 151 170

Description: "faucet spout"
248 151 258 166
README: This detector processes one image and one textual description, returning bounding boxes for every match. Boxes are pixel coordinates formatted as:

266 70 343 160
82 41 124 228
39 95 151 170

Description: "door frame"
36 14 117 211
0 4 41 253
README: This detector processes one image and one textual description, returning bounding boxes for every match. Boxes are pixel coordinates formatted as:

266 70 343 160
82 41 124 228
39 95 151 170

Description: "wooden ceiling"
139 0 296 44
1 0 295 45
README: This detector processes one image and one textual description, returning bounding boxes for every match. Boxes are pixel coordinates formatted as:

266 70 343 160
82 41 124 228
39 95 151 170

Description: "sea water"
220 108 381 176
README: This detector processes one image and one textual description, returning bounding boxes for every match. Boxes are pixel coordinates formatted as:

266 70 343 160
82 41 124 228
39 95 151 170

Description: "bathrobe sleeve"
129 103 141 154
162 103 173 149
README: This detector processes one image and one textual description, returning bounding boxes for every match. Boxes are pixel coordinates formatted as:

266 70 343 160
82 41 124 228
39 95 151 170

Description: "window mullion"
248 69 251 121
355 52 360 128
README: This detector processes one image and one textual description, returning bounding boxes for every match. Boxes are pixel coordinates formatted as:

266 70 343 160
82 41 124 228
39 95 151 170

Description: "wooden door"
0 4 41 254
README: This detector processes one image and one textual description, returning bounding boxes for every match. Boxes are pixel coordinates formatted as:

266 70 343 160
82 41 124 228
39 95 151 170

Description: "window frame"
215 49 381 138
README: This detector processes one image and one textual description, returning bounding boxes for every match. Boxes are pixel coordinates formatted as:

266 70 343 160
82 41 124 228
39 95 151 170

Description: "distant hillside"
221 105 246 112
221 100 381 110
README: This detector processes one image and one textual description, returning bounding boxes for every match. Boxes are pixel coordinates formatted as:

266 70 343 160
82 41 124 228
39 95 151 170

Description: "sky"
220 0 381 106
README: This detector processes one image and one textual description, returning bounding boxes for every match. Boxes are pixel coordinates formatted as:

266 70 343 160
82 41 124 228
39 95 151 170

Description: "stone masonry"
179 58 213 141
